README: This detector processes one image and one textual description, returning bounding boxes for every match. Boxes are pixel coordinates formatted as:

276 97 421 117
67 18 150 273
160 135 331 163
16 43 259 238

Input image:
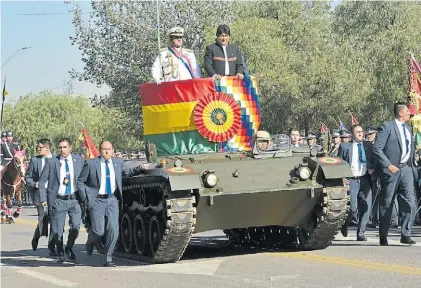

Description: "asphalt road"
1 208 420 288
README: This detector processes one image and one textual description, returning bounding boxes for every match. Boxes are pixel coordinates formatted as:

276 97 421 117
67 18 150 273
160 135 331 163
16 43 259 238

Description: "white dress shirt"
98 157 116 195
394 119 411 163
222 45 230 75
57 154 76 196
41 153 53 188
351 142 367 177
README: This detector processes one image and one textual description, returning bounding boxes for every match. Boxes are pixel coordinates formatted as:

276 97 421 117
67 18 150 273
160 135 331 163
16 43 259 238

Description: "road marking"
113 259 224 276
272 252 421 275
269 274 301 281
16 269 77 287
334 234 421 247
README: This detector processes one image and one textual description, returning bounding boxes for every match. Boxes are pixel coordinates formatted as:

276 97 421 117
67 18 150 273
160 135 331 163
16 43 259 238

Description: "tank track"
111 182 197 264
223 184 348 250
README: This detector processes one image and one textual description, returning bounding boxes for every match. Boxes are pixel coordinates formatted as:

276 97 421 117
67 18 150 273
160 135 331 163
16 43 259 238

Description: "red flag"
409 55 421 114
320 123 328 133
81 128 99 158
350 112 359 126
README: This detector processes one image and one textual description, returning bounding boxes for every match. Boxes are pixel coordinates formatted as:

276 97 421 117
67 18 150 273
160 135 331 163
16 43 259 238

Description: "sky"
1 0 342 105
1 0 111 104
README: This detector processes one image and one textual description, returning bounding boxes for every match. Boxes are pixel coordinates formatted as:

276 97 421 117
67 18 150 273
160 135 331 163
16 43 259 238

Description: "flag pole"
1 75 6 131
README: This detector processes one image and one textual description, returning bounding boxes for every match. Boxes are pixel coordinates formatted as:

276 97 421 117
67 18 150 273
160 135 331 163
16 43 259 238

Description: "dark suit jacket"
77 157 124 211
38 154 85 207
338 141 375 171
26 156 44 206
373 120 417 179
204 43 244 77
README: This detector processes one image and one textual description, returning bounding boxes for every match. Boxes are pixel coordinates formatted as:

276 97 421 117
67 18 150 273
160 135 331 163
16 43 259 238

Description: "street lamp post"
1 46 32 68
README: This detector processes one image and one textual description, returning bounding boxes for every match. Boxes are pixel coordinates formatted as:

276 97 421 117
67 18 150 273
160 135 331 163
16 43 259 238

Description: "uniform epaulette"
183 48 193 52
160 47 169 52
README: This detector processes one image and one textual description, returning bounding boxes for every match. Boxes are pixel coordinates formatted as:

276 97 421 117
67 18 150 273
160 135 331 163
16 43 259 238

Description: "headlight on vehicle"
203 170 218 188
297 167 311 181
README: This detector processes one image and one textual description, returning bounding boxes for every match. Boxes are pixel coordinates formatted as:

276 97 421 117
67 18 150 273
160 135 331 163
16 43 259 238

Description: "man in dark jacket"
204 24 244 80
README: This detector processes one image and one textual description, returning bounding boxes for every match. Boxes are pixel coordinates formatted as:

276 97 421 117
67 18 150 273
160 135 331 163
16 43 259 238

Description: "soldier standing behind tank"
151 26 201 84
328 129 341 157
340 130 351 144
306 132 322 152
339 124 374 241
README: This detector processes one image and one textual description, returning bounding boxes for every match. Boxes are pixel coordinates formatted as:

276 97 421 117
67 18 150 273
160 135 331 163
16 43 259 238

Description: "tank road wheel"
148 215 164 258
120 213 133 253
133 214 147 255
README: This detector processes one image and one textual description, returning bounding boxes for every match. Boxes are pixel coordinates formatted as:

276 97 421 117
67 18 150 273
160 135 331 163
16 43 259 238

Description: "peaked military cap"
306 132 317 140
332 129 340 137
339 130 351 138
366 127 378 135
6 131 13 136
168 26 184 38
1 132 6 137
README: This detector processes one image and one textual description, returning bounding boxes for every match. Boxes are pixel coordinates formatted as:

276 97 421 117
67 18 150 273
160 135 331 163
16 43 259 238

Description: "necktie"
358 143 367 163
402 124 409 157
105 160 112 195
64 158 71 195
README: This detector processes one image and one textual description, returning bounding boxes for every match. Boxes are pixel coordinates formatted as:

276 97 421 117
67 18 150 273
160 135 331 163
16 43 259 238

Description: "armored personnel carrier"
111 75 352 264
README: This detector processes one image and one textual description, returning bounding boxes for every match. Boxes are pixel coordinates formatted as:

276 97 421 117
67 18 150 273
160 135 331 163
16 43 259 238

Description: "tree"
68 0 240 139
333 1 421 125
2 90 143 155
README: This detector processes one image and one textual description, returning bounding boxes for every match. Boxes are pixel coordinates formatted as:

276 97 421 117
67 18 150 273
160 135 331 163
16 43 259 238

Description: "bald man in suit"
77 141 124 267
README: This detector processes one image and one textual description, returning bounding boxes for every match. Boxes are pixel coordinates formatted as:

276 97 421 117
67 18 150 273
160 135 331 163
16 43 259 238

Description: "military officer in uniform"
329 129 341 156
340 130 352 143
306 132 322 152
203 24 244 80
1 131 21 167
152 26 201 84
77 141 124 267
39 138 84 262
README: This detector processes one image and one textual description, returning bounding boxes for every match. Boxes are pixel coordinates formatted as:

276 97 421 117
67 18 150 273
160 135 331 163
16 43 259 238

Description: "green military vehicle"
111 76 352 264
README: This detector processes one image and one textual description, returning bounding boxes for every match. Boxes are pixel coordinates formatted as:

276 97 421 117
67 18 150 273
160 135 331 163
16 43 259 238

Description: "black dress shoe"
49 248 58 256
380 237 388 246
400 236 416 245
31 237 39 251
357 235 367 241
57 253 64 263
103 261 116 267
341 225 348 237
65 246 76 261
86 243 93 256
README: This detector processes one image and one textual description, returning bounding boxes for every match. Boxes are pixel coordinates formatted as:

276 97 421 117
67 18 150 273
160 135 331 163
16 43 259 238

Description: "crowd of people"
287 102 421 245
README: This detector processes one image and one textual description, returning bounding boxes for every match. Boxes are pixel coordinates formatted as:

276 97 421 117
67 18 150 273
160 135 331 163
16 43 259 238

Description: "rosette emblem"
194 92 242 142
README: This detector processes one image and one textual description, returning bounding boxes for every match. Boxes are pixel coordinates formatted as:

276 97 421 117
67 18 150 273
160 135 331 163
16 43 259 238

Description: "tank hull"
194 187 322 233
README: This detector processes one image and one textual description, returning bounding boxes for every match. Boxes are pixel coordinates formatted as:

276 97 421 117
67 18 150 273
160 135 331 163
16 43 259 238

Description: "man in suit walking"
39 138 85 262
26 138 57 255
203 24 244 80
77 141 124 267
373 102 417 245
338 124 374 240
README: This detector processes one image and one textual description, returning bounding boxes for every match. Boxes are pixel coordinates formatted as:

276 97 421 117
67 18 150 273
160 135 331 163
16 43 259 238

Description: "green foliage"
2 90 143 155
68 0 421 136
